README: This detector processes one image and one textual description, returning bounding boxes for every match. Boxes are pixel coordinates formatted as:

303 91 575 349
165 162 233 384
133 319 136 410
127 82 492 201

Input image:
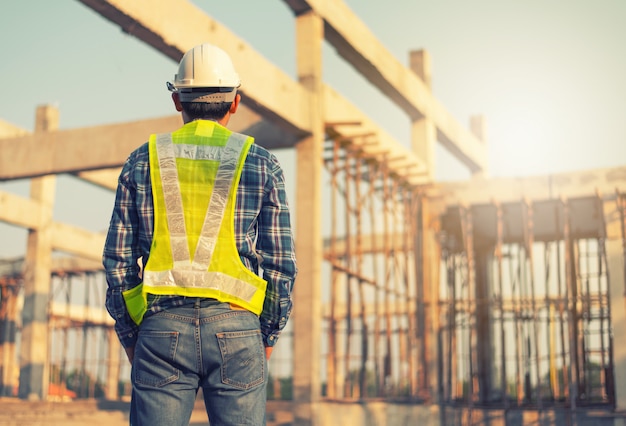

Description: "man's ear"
172 92 183 112
229 93 241 115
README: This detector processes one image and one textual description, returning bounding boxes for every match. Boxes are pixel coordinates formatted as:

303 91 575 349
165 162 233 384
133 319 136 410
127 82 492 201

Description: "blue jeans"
129 298 267 425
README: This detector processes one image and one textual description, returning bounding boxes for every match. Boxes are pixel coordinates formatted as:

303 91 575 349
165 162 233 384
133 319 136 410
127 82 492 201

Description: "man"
103 43 297 426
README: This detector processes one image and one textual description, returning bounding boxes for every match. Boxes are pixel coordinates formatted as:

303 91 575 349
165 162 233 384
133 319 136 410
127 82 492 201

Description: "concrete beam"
0 190 105 261
0 115 182 180
75 0 425 186
51 223 106 261
76 0 312 138
71 101 302 189
3 1 424 184
0 119 29 138
0 191 43 230
1 257 103 278
0 107 300 181
0 118 121 188
433 165 626 207
282 0 487 173
74 169 120 191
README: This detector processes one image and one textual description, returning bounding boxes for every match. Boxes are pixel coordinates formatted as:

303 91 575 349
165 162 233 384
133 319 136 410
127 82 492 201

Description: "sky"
1 0 625 259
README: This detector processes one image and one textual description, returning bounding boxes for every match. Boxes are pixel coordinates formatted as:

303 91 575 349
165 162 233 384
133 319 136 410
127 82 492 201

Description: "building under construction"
1 1 626 425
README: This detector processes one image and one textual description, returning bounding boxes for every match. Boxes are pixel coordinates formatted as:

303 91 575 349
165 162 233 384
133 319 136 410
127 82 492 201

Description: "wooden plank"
323 86 428 185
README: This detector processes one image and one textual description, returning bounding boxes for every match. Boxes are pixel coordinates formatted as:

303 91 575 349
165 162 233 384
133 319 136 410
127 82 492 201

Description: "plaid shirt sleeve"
242 145 297 347
102 146 147 349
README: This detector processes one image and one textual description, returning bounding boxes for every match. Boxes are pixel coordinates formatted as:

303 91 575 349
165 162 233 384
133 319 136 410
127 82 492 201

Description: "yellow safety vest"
123 121 267 325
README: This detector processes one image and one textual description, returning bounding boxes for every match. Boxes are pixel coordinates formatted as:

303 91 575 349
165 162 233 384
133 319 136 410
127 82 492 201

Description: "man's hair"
181 101 232 121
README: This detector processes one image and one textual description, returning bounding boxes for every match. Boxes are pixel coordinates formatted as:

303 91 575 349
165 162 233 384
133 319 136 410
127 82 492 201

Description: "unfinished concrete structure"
1 1 626 425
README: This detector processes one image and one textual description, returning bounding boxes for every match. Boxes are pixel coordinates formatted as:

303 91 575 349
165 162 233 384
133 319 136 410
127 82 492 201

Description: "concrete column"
415 197 440 399
474 248 493 403
607 238 626 410
409 49 436 182
18 105 58 400
410 47 449 401
469 115 488 178
0 280 19 396
293 10 324 426
410 52 440 399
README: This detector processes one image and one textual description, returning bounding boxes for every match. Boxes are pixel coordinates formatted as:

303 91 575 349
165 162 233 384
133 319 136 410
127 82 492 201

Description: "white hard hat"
167 43 241 103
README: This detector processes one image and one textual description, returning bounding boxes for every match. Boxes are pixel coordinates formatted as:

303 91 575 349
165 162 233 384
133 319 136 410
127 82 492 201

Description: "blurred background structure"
1 1 626 425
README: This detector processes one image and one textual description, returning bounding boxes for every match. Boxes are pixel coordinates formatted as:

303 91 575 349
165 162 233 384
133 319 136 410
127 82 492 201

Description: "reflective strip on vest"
123 125 267 325
154 132 246 271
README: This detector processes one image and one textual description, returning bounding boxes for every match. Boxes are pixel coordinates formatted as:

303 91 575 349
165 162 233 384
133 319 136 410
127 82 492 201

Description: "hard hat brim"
178 89 237 103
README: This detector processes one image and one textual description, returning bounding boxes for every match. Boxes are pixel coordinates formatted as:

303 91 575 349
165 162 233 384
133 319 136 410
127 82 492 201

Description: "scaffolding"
0 260 127 400
47 271 125 400
321 126 425 400
438 195 615 424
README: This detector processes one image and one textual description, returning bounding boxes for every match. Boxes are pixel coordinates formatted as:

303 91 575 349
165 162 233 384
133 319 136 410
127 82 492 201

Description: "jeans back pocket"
216 329 265 390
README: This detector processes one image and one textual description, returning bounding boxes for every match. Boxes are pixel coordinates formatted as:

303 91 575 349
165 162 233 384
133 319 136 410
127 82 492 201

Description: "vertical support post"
469 115 488 178
409 49 435 182
368 164 382 397
495 203 508 406
293 10 324 426
474 246 492 403
382 167 394 392
523 200 542 407
18 105 58 400
0 278 19 396
415 195 438 398
342 150 353 398
563 199 579 416
326 140 340 399
404 189 419 398
607 193 626 409
409 48 441 397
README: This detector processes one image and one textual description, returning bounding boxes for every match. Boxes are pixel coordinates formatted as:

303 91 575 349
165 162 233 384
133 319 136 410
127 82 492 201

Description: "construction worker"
102 43 297 425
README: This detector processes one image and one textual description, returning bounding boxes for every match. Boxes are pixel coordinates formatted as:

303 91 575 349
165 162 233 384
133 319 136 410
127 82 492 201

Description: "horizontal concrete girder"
0 115 182 180
76 0 312 138
0 106 301 180
432 165 626 206
0 190 105 261
282 0 488 173
0 191 42 230
75 0 427 181
75 169 120 191
1 257 103 278
0 119 29 138
1 0 443 185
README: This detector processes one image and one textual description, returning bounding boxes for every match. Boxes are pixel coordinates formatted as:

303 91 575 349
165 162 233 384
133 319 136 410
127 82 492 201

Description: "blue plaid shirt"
103 120 297 349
